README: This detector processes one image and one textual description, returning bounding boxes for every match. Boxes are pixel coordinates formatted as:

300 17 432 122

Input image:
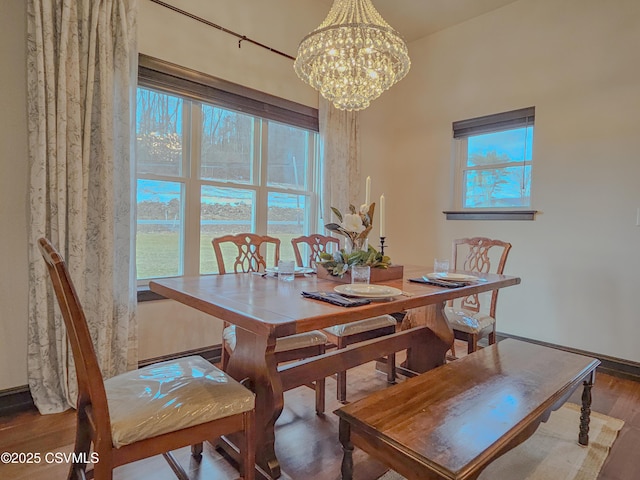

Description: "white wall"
0 0 29 390
138 0 323 107
360 0 640 362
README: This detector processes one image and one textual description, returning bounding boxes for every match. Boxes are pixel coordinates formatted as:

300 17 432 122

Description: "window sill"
443 210 537 221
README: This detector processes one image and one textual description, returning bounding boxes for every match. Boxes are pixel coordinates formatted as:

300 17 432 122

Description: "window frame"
449 107 536 218
136 55 320 285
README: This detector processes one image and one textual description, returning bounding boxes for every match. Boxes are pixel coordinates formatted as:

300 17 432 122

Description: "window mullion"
255 119 268 235
307 133 317 234
183 102 201 276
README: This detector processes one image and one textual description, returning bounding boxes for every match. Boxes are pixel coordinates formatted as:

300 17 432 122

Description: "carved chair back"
291 234 340 268
212 233 280 274
450 237 512 317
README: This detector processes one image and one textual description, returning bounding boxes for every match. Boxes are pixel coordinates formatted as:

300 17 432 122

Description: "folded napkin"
408 277 467 288
301 291 372 307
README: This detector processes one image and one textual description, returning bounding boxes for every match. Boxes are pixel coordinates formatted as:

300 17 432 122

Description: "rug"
377 403 624 480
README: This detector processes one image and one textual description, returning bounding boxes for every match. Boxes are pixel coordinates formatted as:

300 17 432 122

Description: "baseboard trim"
496 332 640 381
137 345 222 368
0 385 35 417
0 345 223 417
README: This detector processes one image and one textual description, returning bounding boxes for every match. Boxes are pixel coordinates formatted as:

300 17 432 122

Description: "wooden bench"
335 339 600 480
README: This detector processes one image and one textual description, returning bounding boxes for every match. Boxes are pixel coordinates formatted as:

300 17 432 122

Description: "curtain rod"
148 0 296 61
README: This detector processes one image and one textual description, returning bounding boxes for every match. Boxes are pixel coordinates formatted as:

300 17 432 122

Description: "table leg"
227 327 283 479
339 419 354 480
403 301 454 373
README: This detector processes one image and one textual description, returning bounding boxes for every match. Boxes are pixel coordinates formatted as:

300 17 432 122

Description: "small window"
452 107 534 209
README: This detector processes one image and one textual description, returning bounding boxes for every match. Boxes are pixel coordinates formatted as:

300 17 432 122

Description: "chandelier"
294 0 411 111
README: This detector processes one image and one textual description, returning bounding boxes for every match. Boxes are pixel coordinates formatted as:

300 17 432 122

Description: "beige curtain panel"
26 0 138 414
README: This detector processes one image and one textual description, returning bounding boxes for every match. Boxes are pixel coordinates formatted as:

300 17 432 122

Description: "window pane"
267 122 309 190
136 88 184 176
199 186 255 274
136 179 184 279
467 126 533 166
267 192 308 262
463 165 531 208
200 105 254 183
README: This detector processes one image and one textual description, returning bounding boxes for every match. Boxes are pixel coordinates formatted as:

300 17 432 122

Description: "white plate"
265 266 314 276
425 272 479 282
334 284 403 298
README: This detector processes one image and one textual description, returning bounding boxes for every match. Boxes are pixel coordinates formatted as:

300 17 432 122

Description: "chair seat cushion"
223 325 327 353
444 307 496 334
323 314 397 337
104 355 254 448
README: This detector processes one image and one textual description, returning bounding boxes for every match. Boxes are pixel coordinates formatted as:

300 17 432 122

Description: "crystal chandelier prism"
294 0 411 111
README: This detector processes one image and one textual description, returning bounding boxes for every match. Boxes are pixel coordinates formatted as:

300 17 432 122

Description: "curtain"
318 97 361 233
26 0 138 413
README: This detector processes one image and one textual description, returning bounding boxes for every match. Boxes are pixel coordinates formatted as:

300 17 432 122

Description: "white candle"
365 176 371 206
379 194 385 237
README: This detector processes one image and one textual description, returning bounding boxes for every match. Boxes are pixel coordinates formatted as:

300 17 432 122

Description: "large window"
452 107 534 210
136 57 320 282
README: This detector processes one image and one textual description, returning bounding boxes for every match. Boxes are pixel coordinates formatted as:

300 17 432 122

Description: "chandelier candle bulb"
379 194 385 237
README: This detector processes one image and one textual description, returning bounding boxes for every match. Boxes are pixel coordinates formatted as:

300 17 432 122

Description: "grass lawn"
137 232 301 279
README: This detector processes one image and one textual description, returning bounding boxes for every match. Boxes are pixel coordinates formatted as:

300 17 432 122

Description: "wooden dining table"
149 265 520 479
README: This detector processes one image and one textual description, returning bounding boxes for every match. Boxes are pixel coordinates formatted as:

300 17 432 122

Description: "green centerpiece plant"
319 203 391 277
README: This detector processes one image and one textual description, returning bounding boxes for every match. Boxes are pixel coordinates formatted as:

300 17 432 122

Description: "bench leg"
387 353 397 384
339 419 354 480
579 373 595 446
337 370 348 403
315 377 326 415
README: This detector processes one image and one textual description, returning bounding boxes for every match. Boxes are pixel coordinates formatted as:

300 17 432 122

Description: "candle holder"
379 236 386 256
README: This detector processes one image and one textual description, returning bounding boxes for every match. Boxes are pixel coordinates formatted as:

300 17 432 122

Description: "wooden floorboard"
1 342 638 480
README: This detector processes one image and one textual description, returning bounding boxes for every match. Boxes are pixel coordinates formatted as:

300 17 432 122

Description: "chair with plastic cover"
445 237 512 355
38 237 256 480
212 233 327 414
291 234 397 404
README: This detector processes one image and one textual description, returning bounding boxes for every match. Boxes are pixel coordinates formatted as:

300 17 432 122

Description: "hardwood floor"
1 344 639 480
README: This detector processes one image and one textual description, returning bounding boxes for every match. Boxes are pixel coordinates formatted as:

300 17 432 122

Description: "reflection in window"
201 105 254 183
136 88 184 177
267 122 309 190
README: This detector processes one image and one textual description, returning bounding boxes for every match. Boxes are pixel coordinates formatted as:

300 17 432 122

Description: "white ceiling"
318 0 521 42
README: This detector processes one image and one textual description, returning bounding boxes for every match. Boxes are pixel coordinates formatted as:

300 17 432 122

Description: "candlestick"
365 176 371 206
379 194 385 237
379 236 386 256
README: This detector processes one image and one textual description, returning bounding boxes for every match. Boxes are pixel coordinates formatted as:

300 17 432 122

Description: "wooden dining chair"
446 236 512 355
212 233 327 414
291 233 340 269
291 234 397 404
38 237 256 480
